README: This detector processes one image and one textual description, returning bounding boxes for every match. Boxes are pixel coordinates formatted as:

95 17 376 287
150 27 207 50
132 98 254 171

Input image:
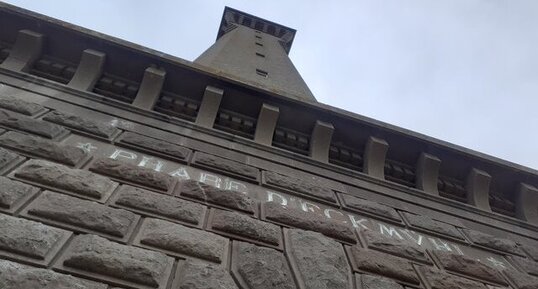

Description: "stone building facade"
0 3 537 289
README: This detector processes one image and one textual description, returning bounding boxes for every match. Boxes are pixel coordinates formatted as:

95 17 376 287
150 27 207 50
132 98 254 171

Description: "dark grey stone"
341 194 401 222
15 159 115 200
62 234 172 287
503 268 538 289
115 184 204 225
362 229 429 262
0 176 35 209
193 152 258 180
179 179 256 213
0 95 44 115
0 147 17 168
233 241 296 289
512 255 538 276
421 267 488 289
90 158 173 191
0 131 86 165
119 131 191 160
433 250 506 285
520 243 538 262
0 109 67 138
212 208 281 246
27 191 137 238
264 201 356 243
0 213 68 260
361 274 404 289
138 218 227 263
264 171 336 202
463 229 522 255
402 212 463 239
176 260 238 289
43 110 117 138
0 259 107 289
350 247 419 284
286 229 350 289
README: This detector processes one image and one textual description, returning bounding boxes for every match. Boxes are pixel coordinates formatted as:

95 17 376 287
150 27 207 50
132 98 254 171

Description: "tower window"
255 35 262 39
256 52 265 58
255 42 263 47
256 69 268 77
255 30 261 34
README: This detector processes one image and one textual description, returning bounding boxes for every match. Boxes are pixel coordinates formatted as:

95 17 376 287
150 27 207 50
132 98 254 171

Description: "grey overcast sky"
5 0 538 169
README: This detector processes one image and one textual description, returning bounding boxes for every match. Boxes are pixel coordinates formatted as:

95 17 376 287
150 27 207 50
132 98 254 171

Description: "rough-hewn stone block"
349 246 419 284
340 194 401 222
15 159 116 201
420 267 488 289
210 208 281 246
0 109 67 138
264 171 336 203
362 229 430 262
0 214 70 265
90 158 174 191
178 179 256 214
0 95 44 116
43 110 117 138
174 260 238 289
59 234 173 288
359 274 404 289
433 250 507 285
137 218 227 263
114 184 205 226
0 176 37 211
0 147 18 168
0 131 86 165
503 268 538 289
512 255 538 276
232 241 296 289
0 259 107 289
402 212 464 240
263 201 355 243
463 229 522 255
521 243 538 261
192 152 258 180
25 191 138 239
119 131 191 160
286 229 350 289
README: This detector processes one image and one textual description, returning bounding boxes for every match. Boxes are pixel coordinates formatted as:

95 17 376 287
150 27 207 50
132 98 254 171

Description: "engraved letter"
200 173 222 188
349 215 370 230
138 156 164 172
169 167 190 180
266 191 288 206
379 224 404 239
110 149 137 161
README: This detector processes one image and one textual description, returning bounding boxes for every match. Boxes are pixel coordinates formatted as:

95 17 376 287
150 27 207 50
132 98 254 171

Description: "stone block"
113 184 205 226
24 191 139 241
0 131 86 165
173 260 238 289
402 212 464 240
420 266 488 289
433 250 507 285
512 255 538 276
90 157 174 191
209 208 281 247
340 194 401 222
43 110 117 138
136 218 228 263
0 109 67 139
0 176 38 212
232 241 296 289
358 274 404 289
361 229 430 263
192 151 258 181
0 213 71 266
0 94 44 116
263 171 336 203
15 159 116 202
263 201 356 243
503 268 538 289
58 234 173 288
285 229 351 289
0 147 18 169
118 131 191 161
520 243 538 261
463 229 523 255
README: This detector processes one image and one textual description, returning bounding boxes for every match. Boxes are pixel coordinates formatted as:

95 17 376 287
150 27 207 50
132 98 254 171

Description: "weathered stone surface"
360 274 404 289
175 260 238 289
264 171 336 202
233 241 296 289
402 212 463 239
421 267 488 289
362 229 429 262
62 234 172 288
91 158 173 191
0 109 67 138
463 229 522 255
0 213 69 260
0 259 107 289
27 191 138 238
0 131 86 165
43 110 117 138
115 184 204 225
341 194 401 221
433 250 506 285
179 179 256 213
15 159 115 200
512 255 538 276
286 229 350 289
350 246 419 284
0 147 17 168
0 176 36 209
138 218 227 263
193 152 258 180
212 208 281 246
521 243 538 262
0 95 44 115
264 201 355 243
504 268 538 289
119 131 191 160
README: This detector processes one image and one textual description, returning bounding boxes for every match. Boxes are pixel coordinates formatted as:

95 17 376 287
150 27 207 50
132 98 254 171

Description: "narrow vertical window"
256 69 268 77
